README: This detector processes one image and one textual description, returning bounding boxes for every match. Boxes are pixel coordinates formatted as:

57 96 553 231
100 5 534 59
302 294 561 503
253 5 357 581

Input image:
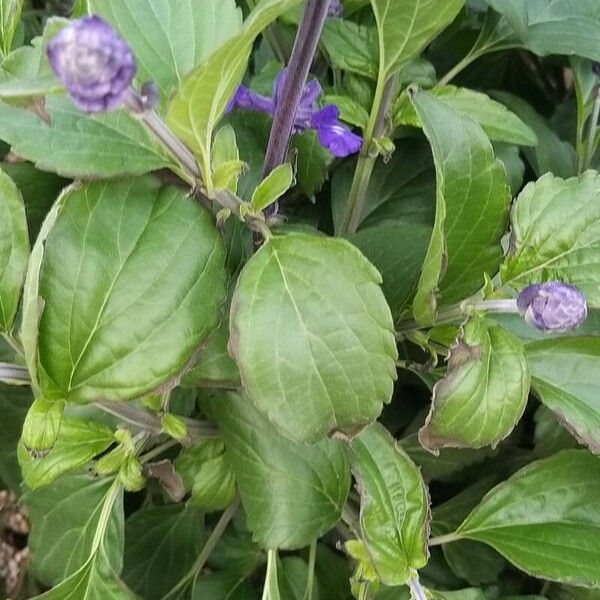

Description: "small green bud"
21 398 64 455
161 413 188 441
119 455 146 492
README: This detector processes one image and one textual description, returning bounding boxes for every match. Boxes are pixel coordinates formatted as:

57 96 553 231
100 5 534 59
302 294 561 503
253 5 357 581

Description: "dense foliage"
1 0 600 598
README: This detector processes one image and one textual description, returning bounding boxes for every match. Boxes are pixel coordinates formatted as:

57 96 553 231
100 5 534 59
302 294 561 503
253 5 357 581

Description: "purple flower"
517 282 587 332
327 0 343 17
46 16 136 113
228 69 362 157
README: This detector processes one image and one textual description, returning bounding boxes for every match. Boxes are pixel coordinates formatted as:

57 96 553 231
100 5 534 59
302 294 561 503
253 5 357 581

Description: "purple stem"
262 0 330 179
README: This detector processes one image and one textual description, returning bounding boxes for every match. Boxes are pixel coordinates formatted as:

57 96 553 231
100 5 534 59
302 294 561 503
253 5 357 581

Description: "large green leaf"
486 0 600 61
0 166 28 332
491 92 577 179
25 474 124 587
89 0 242 102
166 0 301 188
0 97 174 178
370 0 464 79
501 171 600 307
31 178 226 403
349 423 429 586
193 572 257 600
348 220 432 319
0 382 30 490
526 337 600 454
455 450 600 587
229 232 397 443
409 88 510 324
419 317 530 451
18 417 114 489
122 503 204 600
395 86 537 146
212 392 351 550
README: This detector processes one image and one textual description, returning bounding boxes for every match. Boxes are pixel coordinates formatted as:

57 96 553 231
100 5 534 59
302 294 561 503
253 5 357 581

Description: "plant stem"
0 363 31 385
408 575 428 600
396 298 519 334
358 582 369 600
339 74 396 234
91 478 121 555
341 502 361 538
139 439 179 464
428 532 462 547
262 0 330 178
584 87 600 170
303 539 318 600
124 89 201 183
262 549 281 600
165 498 239 599
437 51 479 87
94 400 219 441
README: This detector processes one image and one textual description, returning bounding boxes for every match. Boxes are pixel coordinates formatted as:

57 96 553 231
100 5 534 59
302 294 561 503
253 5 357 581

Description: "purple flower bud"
46 16 136 113
517 282 587 332
327 0 343 17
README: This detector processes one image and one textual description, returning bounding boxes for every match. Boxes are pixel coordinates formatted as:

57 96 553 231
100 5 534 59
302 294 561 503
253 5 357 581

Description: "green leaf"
251 163 295 211
534 405 580 458
193 572 257 600
491 92 577 178
486 0 600 61
88 0 243 102
278 556 320 600
0 0 23 56
25 474 124 586
349 423 429 586
122 503 204 600
347 220 432 319
314 544 352 600
501 171 600 307
0 97 174 178
395 86 537 146
526 337 600 454
21 397 64 453
1 162 67 241
210 526 264 576
212 391 351 550
0 166 28 332
320 19 378 80
19 417 114 489
419 317 531 452
21 181 67 393
166 0 302 188
370 0 464 79
322 94 370 129
409 88 510 324
455 449 600 587
32 178 226 403
292 130 333 198
191 453 237 511
0 382 30 490
32 557 136 600
181 318 240 388
0 33 61 98
229 232 397 443
331 139 434 232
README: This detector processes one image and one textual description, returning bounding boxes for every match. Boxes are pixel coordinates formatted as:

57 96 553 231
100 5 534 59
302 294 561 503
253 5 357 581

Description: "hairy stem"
339 74 396 234
262 0 330 178
428 532 462 547
94 400 219 441
408 575 428 600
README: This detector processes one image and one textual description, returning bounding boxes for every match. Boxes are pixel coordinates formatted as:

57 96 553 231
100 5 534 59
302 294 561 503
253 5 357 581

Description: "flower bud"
517 282 587 332
46 16 136 113
327 0 343 17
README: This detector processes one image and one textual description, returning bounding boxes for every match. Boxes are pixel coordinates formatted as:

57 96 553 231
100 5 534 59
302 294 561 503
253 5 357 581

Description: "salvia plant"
2 0 600 598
